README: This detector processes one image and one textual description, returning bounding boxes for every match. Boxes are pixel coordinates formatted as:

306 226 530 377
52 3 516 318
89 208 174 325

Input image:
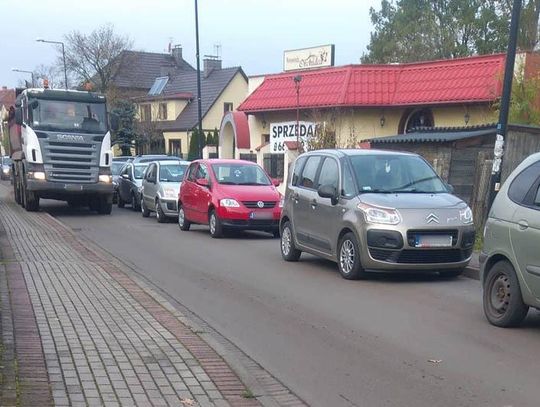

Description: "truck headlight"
99 174 112 183
28 171 46 180
220 198 240 208
357 203 401 225
460 207 473 224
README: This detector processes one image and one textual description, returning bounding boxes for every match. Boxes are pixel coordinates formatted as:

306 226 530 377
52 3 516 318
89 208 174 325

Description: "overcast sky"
1 0 380 88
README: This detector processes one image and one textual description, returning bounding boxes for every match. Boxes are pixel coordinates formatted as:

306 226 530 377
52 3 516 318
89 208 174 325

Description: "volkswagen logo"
257 201 265 208
426 213 440 224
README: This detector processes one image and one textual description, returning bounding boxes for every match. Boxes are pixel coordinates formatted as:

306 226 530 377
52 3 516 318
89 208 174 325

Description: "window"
148 76 169 96
534 185 540 207
134 164 148 180
292 156 307 186
187 164 198 181
158 103 167 120
159 164 187 182
404 109 433 133
145 164 156 180
121 165 130 177
342 161 357 197
299 156 321 189
508 162 540 205
224 102 233 113
140 104 151 122
196 164 208 180
211 163 271 185
316 158 339 190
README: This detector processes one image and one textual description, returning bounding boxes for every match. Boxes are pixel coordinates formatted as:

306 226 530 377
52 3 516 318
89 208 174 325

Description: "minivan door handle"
310 199 318 209
518 220 529 230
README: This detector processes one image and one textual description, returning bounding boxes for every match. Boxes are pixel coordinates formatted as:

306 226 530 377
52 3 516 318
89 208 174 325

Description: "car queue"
110 149 540 328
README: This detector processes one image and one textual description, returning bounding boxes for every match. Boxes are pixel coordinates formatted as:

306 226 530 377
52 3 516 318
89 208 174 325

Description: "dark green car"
481 152 540 327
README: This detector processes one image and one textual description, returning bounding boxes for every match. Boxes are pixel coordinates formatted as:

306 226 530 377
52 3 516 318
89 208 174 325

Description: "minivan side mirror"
15 107 23 125
121 173 130 180
318 184 339 205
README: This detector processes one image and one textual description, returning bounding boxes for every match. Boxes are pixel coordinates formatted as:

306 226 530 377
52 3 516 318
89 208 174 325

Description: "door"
311 157 342 254
181 163 199 219
119 164 132 202
143 163 158 210
193 163 212 224
292 155 322 248
510 172 540 298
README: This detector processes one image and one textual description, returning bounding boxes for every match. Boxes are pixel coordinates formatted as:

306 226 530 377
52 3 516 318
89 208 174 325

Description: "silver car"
480 152 540 327
280 149 475 280
141 160 190 223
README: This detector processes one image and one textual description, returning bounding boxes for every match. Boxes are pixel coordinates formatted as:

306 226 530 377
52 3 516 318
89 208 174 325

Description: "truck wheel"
24 189 40 212
97 196 112 215
13 179 21 204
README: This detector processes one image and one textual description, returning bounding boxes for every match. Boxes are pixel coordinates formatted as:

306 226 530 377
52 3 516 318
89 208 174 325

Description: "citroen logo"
257 201 265 208
426 213 440 224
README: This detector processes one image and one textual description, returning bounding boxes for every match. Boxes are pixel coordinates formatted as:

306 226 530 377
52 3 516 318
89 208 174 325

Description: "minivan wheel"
141 198 150 218
338 233 367 280
209 210 223 238
483 261 529 327
280 222 301 261
131 193 141 211
156 199 167 223
117 193 125 208
178 205 190 231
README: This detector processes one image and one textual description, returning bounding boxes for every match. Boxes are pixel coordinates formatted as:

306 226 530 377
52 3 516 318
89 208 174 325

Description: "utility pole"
488 0 522 209
194 0 204 159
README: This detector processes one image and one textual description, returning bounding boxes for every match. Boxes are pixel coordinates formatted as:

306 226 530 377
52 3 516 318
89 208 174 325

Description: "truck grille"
39 137 100 183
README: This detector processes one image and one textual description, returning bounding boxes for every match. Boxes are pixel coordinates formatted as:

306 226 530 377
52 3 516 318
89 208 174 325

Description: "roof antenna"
214 43 221 59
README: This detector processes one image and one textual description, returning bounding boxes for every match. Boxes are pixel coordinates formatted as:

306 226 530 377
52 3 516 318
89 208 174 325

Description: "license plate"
249 211 273 220
415 235 452 248
64 184 83 191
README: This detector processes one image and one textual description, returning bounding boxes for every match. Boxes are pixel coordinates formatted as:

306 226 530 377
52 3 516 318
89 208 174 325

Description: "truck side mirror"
110 113 119 132
15 107 23 125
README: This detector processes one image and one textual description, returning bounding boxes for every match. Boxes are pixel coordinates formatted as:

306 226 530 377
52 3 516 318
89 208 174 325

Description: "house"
218 52 540 184
133 57 248 157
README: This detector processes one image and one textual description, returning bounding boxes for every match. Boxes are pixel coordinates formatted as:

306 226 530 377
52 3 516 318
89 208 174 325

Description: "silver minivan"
480 152 540 327
141 160 190 223
280 149 475 279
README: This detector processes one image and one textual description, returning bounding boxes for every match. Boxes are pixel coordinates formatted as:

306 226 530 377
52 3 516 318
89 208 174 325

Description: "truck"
9 87 116 213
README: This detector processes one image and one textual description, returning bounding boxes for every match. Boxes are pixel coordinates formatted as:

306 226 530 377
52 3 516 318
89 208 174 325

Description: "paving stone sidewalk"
0 191 275 407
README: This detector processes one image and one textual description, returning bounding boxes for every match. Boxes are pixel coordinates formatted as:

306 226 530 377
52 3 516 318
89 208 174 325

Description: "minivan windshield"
159 164 188 182
211 163 271 186
349 154 448 193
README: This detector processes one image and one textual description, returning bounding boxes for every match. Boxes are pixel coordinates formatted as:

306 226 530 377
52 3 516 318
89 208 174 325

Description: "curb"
463 266 480 280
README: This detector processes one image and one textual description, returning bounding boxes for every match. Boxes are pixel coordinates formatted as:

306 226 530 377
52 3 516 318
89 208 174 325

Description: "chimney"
203 57 222 78
171 44 183 66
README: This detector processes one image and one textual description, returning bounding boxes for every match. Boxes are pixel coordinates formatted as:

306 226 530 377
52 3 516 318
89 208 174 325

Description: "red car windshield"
211 163 271 186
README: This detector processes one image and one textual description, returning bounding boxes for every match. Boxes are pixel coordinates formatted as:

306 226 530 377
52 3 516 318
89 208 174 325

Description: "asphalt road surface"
40 199 540 407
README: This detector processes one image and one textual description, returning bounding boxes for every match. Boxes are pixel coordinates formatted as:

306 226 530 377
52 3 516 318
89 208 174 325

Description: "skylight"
148 76 169 95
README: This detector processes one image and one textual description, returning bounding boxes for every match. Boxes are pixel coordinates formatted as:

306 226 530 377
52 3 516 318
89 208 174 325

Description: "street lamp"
194 0 204 159
12 68 35 87
293 75 302 151
36 38 68 89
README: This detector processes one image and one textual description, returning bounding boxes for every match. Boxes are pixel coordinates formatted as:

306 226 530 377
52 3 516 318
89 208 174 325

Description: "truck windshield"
31 99 107 134
349 154 448 194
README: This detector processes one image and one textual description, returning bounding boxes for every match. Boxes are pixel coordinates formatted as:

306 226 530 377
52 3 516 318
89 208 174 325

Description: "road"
40 199 540 407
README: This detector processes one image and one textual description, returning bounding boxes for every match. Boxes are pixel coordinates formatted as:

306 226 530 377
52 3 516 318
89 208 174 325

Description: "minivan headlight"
220 198 240 208
357 203 401 225
460 207 473 224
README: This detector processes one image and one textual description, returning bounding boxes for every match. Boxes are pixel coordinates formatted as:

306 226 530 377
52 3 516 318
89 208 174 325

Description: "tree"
206 128 219 145
62 23 132 93
362 0 540 64
188 128 206 161
111 100 137 156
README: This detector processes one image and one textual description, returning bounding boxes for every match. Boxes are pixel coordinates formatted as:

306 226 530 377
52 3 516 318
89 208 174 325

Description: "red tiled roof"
238 54 506 113
0 88 15 108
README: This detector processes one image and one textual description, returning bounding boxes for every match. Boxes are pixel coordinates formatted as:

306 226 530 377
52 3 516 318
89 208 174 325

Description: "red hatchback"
178 159 282 238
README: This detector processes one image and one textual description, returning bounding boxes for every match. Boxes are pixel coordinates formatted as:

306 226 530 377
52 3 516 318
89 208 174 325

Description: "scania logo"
57 134 84 142
426 213 440 224
257 201 265 208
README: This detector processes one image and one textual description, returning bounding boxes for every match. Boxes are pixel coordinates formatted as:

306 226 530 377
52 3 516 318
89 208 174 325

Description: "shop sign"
283 45 335 71
270 121 316 154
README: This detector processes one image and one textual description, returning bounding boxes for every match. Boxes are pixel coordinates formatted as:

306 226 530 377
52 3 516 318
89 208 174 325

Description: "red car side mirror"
272 178 281 187
196 178 209 187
